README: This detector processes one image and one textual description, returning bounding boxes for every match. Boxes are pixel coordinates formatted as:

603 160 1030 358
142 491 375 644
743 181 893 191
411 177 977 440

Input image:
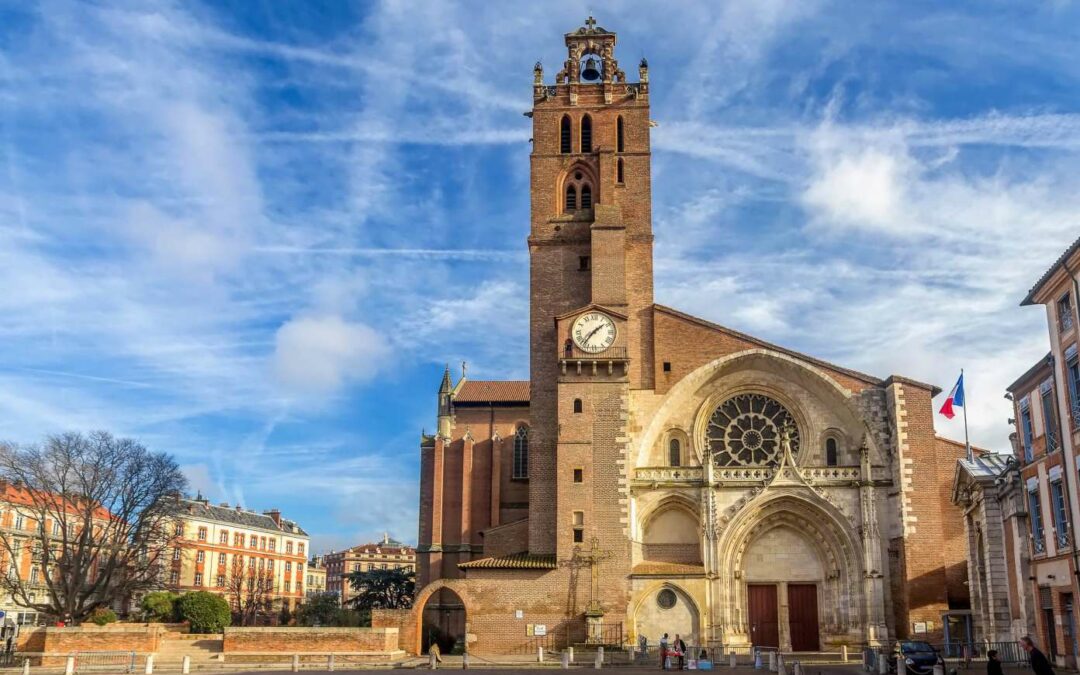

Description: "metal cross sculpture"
584 16 597 30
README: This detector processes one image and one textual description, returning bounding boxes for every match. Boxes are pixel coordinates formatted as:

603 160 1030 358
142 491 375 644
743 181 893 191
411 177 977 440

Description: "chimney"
265 509 281 526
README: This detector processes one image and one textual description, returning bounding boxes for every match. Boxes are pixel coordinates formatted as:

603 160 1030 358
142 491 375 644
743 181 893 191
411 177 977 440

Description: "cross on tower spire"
585 15 597 30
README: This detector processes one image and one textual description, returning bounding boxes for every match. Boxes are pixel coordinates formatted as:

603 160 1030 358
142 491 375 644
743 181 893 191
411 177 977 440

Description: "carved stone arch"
637 493 700 538
634 349 883 468
637 494 702 567
714 490 864 640
412 578 478 655
630 580 703 644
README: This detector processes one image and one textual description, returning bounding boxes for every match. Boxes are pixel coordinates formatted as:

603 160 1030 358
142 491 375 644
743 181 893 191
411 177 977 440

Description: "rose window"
706 393 799 467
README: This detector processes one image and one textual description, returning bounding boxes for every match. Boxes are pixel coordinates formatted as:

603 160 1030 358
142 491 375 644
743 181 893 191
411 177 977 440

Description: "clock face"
571 312 617 354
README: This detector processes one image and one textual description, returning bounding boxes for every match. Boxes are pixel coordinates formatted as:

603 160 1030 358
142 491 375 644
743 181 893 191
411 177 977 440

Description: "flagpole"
961 368 972 462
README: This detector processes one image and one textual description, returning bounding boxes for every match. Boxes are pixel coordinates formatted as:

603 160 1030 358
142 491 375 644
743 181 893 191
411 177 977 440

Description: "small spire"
439 363 452 392
585 15 597 30
461 360 468 379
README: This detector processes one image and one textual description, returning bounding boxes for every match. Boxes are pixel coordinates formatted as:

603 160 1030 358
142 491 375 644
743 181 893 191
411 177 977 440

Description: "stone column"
859 443 888 645
490 433 503 529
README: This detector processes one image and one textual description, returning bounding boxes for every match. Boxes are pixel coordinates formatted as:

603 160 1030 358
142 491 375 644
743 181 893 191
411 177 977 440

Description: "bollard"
562 651 570 669
569 646 574 663
328 653 336 672
65 656 74 675
896 653 906 675
878 650 888 675
182 655 191 674
793 661 803 675
463 652 470 670
538 646 544 663
22 659 29 675
755 649 763 670
144 654 154 675
731 651 737 668
430 652 438 670
843 646 849 663
933 665 945 675
777 651 786 675
595 649 603 670
769 651 777 672
291 654 299 672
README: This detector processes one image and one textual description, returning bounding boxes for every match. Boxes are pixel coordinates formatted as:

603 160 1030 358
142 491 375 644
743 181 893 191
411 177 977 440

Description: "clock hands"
583 323 605 343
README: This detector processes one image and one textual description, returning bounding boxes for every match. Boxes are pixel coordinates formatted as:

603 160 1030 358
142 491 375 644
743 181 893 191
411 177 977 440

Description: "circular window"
575 171 583 180
657 589 677 610
706 393 800 467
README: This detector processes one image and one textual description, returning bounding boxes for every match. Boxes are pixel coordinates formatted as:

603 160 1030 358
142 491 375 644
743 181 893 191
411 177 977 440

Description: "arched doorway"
420 587 466 654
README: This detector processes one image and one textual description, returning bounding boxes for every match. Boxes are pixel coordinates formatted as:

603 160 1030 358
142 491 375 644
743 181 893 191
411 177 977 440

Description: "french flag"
939 372 965 420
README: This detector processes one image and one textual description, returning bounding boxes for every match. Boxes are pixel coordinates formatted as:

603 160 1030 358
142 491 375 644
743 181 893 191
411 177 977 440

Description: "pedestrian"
660 633 670 670
428 641 443 669
1020 637 1054 675
675 634 687 670
639 634 649 658
986 650 1003 675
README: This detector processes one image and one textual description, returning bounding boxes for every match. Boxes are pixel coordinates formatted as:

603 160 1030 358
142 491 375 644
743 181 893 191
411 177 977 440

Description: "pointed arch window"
565 185 577 211
560 115 572 154
669 439 681 467
580 184 592 209
581 115 593 153
513 426 529 480
616 116 625 152
825 437 838 466
616 158 624 184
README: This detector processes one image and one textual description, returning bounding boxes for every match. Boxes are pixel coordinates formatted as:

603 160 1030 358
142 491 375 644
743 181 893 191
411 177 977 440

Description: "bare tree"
225 555 276 626
0 431 187 623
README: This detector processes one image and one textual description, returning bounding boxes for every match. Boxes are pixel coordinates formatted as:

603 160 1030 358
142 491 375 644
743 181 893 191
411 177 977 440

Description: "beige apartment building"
325 534 415 605
1008 236 1080 666
167 496 310 611
306 555 327 599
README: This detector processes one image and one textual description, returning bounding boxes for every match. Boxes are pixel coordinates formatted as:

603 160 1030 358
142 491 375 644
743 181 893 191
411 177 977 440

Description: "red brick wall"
222 627 399 653
371 609 414 652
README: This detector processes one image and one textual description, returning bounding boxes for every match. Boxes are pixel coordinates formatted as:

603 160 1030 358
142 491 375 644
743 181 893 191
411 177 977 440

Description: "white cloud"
273 315 389 396
803 146 909 230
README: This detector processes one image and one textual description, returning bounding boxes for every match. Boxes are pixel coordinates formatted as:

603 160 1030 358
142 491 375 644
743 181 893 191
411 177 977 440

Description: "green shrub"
140 591 179 622
175 591 230 634
89 607 118 625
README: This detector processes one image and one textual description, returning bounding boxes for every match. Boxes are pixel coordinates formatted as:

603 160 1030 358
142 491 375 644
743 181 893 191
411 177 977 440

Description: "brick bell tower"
527 13 654 595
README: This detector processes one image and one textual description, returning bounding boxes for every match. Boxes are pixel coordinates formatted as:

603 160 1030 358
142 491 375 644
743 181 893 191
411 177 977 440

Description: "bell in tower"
581 56 601 82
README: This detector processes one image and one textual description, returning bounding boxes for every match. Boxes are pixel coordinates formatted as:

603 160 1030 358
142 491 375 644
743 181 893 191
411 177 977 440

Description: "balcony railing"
1061 308 1075 332
1058 529 1071 549
1033 535 1046 555
1072 400 1080 428
560 345 628 360
1047 431 1061 454
634 467 704 483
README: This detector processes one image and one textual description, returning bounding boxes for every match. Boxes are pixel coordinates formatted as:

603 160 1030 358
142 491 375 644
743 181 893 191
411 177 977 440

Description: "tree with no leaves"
225 554 277 626
0 431 187 623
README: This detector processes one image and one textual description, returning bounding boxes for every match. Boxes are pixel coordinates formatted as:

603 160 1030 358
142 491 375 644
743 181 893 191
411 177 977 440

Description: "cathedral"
410 18 970 656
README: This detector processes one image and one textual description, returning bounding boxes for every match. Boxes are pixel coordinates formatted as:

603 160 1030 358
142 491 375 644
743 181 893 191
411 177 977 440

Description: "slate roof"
1022 235 1080 306
458 553 557 570
175 498 308 536
453 381 530 404
958 452 1013 480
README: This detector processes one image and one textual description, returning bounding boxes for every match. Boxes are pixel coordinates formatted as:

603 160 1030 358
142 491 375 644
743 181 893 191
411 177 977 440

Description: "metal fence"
73 651 137 673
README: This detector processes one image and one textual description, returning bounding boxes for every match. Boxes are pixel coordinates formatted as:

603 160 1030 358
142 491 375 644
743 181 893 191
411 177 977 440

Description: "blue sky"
2 1 1079 553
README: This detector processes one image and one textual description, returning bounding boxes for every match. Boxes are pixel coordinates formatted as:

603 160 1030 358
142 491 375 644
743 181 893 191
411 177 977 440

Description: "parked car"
889 641 943 675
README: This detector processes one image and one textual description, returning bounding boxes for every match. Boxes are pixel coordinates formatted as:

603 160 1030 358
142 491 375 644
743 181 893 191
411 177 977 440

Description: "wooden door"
787 584 820 652
747 584 779 648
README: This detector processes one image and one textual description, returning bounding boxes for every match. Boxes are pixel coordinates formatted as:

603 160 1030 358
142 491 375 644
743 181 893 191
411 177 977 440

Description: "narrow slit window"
580 184 592 209
617 116 625 152
669 439 681 467
513 426 529 479
826 438 838 466
565 185 577 211
573 398 583 413
579 256 591 271
560 115 572 154
617 158 624 184
581 115 592 153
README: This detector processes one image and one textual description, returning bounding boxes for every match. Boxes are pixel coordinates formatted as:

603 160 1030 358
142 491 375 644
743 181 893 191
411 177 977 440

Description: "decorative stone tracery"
707 393 800 467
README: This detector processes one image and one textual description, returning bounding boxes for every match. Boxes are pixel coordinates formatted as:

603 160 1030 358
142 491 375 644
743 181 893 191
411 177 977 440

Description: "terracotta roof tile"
458 553 556 570
453 381 530 404
631 562 706 576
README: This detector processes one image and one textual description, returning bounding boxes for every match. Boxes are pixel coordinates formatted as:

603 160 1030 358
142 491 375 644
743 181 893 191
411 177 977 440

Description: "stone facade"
412 17 971 656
